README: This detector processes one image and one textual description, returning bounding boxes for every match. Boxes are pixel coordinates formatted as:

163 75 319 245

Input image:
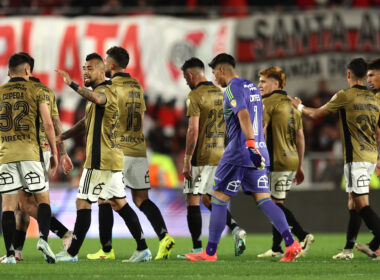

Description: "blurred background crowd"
1 0 380 16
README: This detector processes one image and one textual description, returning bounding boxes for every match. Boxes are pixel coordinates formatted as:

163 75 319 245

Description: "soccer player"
55 53 151 262
86 46 175 261
257 67 314 258
354 58 380 260
0 53 58 264
0 52 74 262
289 58 380 260
185 53 302 262
178 57 246 258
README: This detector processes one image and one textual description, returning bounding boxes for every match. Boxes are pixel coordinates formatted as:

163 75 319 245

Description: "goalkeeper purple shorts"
213 162 269 197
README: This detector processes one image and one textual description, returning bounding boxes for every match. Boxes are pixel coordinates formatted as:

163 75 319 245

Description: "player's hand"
246 139 265 170
376 159 380 176
49 154 58 177
182 161 193 181
55 69 72 85
288 96 302 109
60 153 74 174
293 166 305 185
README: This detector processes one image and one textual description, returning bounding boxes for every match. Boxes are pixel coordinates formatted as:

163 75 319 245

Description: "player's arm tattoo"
76 86 107 105
52 116 67 156
60 118 86 141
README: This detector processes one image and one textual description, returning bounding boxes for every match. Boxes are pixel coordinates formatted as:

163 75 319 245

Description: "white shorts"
183 165 217 195
123 156 150 190
78 168 126 203
344 162 376 195
0 161 47 194
269 171 296 200
43 151 50 188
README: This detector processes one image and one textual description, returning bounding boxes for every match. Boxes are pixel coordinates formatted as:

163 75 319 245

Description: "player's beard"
84 79 91 87
105 70 111 78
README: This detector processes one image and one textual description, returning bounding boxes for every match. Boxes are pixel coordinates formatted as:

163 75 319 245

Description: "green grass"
1 234 380 280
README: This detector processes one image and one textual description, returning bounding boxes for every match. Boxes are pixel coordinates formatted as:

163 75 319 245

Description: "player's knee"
201 195 211 207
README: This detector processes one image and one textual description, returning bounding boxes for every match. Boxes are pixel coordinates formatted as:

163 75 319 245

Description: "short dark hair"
347 58 367 78
208 53 236 69
18 52 34 73
181 57 204 71
86 53 103 62
106 46 129 68
8 53 31 72
368 58 380 71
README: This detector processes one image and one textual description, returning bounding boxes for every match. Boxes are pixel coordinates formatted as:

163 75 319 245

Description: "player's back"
325 85 379 163
0 78 45 164
111 73 147 158
30 77 59 153
221 77 269 168
263 90 301 171
84 80 123 170
186 82 225 166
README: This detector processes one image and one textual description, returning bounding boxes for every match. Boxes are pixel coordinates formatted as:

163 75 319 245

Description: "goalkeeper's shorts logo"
226 180 241 193
257 175 269 189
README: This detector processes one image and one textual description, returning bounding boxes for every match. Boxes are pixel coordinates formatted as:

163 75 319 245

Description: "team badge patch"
231 99 237 107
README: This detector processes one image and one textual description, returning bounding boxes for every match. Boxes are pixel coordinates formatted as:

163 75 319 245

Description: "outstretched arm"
288 96 330 119
294 129 305 185
55 69 107 105
57 118 86 143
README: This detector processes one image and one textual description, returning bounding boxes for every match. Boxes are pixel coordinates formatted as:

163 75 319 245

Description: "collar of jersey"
9 77 27 82
194 81 213 89
271 90 287 96
29 76 41 83
352 84 367 90
112 72 131 78
94 80 112 89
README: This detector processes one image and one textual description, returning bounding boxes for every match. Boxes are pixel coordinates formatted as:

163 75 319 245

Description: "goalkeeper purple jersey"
219 77 270 168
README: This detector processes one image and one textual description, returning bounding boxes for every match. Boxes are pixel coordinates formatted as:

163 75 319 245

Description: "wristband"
184 154 192 162
297 104 304 113
246 139 255 148
69 81 79 91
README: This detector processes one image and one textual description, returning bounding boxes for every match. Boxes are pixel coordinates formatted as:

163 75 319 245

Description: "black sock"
271 226 283 252
359 206 380 251
117 203 147 251
276 203 307 241
139 199 168 240
344 210 362 249
359 206 380 250
50 216 69 239
226 210 238 231
187 206 202 249
2 211 15 257
67 209 91 256
14 230 27 251
37 203 51 241
99 203 113 252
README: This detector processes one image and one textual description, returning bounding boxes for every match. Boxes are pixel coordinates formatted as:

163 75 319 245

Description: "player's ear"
346 70 350 80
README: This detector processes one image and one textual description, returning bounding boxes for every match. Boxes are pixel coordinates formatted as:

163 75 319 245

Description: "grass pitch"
0 233 380 280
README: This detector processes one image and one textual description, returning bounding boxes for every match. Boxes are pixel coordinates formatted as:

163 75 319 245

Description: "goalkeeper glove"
246 139 265 169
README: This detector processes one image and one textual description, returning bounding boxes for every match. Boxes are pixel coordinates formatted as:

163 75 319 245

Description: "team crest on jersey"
230 99 237 107
186 98 191 109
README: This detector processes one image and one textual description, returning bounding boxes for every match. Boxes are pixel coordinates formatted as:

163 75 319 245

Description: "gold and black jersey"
263 90 302 172
0 77 49 164
186 81 225 166
111 73 146 158
30 77 59 153
84 81 124 171
324 85 379 164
